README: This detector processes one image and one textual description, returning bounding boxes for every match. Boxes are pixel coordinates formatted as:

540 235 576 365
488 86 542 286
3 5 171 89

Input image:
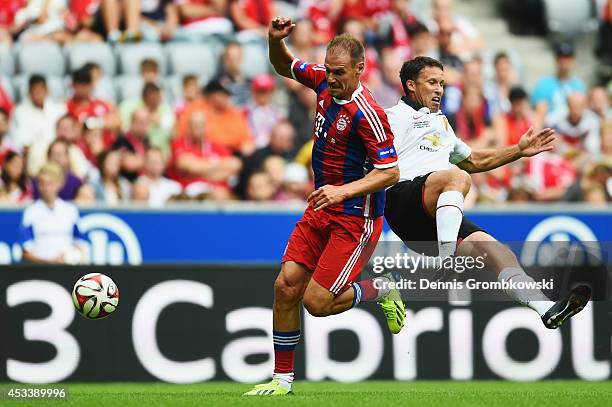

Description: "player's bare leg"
245 261 310 396
423 169 471 259
458 232 591 329
303 276 405 334
303 279 355 316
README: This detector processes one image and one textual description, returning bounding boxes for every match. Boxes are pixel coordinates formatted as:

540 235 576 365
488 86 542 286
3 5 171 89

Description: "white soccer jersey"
19 199 84 261
385 98 472 181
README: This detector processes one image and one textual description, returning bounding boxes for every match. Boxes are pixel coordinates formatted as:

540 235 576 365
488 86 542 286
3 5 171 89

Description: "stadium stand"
0 0 607 209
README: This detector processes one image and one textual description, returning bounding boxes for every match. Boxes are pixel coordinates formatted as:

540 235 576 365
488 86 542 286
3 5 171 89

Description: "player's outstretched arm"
457 127 556 173
308 167 400 211
268 16 296 79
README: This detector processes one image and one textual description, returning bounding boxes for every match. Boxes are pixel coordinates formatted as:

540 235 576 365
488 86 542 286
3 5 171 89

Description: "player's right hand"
269 17 295 41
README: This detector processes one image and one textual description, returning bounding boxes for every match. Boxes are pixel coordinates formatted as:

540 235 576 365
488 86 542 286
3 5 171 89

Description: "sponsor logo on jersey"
424 133 442 146
419 133 444 152
377 147 397 160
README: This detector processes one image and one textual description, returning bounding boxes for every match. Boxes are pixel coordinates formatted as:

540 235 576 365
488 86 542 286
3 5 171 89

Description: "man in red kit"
244 16 404 396
66 68 121 147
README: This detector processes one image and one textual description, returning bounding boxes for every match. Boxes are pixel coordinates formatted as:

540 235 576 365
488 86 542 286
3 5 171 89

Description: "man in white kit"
384 56 590 329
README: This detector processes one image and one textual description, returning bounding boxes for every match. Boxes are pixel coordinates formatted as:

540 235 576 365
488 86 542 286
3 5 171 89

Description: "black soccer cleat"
541 285 592 329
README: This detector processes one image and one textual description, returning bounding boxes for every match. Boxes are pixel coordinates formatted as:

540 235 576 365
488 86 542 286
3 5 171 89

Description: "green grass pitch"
2 381 611 406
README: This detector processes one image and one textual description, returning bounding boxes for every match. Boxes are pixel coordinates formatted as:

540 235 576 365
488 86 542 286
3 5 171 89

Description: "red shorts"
282 204 383 295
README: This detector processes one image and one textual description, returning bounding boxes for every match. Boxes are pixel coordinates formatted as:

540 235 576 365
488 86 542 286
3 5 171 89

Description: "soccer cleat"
541 285 592 329
243 379 293 396
376 273 406 334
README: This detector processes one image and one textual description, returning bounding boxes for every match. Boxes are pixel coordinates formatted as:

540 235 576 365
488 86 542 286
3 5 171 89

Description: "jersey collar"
333 83 364 105
401 96 442 115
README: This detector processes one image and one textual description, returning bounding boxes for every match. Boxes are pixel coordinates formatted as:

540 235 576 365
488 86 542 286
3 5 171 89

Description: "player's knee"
274 274 302 304
303 295 329 317
449 169 472 194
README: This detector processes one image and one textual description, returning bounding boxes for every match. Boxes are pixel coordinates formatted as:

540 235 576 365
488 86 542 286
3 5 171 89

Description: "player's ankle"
272 372 294 390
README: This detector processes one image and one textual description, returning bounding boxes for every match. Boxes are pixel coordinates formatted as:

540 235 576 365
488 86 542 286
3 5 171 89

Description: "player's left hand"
518 127 556 157
308 185 349 211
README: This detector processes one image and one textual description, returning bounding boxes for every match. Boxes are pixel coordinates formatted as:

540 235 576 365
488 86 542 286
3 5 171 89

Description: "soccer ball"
72 273 119 319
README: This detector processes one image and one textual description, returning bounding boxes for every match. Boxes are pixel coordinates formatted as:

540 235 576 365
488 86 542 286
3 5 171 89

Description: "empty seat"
117 43 167 76
94 76 118 104
65 42 116 76
240 43 270 78
114 75 145 103
166 43 218 84
0 45 15 76
13 75 66 102
16 42 65 76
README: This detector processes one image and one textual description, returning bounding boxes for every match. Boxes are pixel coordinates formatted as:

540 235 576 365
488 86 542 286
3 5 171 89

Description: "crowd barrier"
0 204 610 264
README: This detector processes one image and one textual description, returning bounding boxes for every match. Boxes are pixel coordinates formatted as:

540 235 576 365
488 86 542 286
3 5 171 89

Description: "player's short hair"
399 56 444 95
326 33 365 66
28 74 46 89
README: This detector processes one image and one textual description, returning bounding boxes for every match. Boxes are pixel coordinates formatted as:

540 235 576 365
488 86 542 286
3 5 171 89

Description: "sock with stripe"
498 267 554 316
351 277 391 308
272 330 300 390
436 191 464 259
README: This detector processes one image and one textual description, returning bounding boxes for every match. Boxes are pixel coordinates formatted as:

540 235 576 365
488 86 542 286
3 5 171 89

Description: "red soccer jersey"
66 97 112 123
290 58 397 218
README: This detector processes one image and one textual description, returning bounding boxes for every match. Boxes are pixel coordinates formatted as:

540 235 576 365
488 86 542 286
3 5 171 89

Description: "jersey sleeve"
447 123 472 164
290 58 327 93
358 103 398 169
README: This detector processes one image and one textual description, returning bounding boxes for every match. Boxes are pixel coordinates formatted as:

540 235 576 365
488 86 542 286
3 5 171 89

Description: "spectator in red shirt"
175 0 233 39
66 67 121 145
303 0 343 45
229 0 274 39
0 151 31 203
0 108 19 166
496 86 534 146
379 0 423 60
0 82 13 116
449 84 494 148
527 145 577 202
169 110 242 200
0 0 25 44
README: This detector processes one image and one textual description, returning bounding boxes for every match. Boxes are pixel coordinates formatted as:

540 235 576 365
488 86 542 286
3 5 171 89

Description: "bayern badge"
336 114 351 131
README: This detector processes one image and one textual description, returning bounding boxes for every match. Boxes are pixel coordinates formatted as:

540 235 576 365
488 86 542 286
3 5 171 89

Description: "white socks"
436 191 464 259
272 372 293 390
498 267 554 316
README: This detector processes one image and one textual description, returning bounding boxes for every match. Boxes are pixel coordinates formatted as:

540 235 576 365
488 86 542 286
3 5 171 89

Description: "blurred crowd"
0 0 611 209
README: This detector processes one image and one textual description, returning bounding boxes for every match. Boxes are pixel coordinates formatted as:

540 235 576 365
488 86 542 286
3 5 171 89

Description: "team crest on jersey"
336 114 351 132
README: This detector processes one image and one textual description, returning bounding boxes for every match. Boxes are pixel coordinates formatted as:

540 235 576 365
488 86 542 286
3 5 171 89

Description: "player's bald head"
326 33 365 66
